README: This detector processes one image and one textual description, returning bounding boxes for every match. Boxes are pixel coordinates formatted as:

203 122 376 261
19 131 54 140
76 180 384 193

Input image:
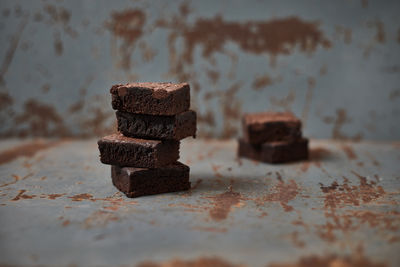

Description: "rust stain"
252 74 273 90
159 15 331 64
263 174 300 212
68 193 94 202
341 144 357 160
192 226 227 233
268 252 387 267
136 257 246 267
0 92 13 109
53 31 63 56
289 231 306 248
10 99 71 137
367 19 385 44
301 147 331 172
0 140 62 165
62 220 70 227
320 174 385 209
207 188 243 221
301 77 315 126
11 189 36 201
83 210 119 229
43 4 77 38
0 16 28 85
335 25 352 44
323 109 362 141
220 83 242 138
106 9 146 70
270 90 296 112
206 69 220 84
47 193 65 200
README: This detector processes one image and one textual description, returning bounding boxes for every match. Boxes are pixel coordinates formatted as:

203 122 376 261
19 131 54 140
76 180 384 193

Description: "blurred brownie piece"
116 110 196 140
110 82 190 115
238 138 308 163
98 133 179 168
111 162 190 198
243 112 301 144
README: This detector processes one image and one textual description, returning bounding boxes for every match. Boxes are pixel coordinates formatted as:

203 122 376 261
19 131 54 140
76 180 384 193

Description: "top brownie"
110 82 190 115
242 112 302 144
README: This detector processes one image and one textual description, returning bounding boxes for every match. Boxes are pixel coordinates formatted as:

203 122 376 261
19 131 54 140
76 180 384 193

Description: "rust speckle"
193 226 227 233
289 231 306 248
11 189 36 201
68 193 94 202
136 257 246 267
341 144 357 160
207 188 243 221
0 140 62 165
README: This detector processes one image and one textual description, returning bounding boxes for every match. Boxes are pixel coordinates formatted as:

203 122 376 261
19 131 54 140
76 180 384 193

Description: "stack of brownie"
238 112 308 163
97 82 196 198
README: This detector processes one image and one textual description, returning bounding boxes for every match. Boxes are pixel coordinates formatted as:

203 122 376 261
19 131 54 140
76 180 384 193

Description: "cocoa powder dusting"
0 140 62 165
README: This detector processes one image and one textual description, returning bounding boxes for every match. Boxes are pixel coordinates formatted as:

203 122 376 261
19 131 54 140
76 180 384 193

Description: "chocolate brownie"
98 133 179 168
111 162 191 198
238 138 308 163
242 112 302 144
110 82 190 115
116 110 197 140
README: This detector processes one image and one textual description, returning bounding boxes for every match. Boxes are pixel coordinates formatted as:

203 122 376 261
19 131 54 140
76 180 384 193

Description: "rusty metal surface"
0 139 399 266
1 0 400 140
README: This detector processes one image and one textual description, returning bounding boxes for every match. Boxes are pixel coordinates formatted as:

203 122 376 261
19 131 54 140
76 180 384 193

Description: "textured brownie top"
110 82 189 99
99 133 161 147
244 112 300 125
123 161 189 175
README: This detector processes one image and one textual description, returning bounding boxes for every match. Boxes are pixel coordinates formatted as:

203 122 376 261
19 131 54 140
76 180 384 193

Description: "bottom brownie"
238 138 308 163
111 162 190 198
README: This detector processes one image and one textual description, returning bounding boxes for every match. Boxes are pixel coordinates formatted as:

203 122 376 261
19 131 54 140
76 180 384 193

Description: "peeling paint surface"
0 139 399 266
0 0 400 139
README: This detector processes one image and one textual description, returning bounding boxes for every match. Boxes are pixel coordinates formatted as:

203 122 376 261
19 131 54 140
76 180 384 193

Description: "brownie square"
110 82 190 115
242 112 302 144
111 162 191 198
116 110 196 140
238 138 308 163
98 134 179 168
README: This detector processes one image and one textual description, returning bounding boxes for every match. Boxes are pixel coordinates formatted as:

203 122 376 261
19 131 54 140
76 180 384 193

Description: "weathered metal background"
0 139 399 266
0 0 400 140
